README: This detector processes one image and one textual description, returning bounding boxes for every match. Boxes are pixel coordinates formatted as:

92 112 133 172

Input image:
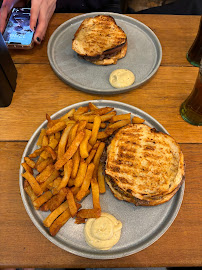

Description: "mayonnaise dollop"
109 69 135 88
84 212 122 250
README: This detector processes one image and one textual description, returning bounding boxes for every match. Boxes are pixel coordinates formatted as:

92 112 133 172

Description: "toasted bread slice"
105 124 185 205
72 15 127 57
106 175 185 206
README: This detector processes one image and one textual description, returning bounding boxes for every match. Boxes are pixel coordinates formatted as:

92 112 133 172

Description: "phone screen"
3 8 34 46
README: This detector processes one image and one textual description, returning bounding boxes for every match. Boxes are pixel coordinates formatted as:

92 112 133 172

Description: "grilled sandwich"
105 124 185 206
72 15 127 65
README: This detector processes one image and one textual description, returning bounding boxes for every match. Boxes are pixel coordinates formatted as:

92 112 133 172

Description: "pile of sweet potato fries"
21 102 144 236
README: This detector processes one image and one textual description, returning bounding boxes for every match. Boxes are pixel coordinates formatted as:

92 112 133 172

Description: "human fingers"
0 0 15 33
29 0 42 31
33 0 56 44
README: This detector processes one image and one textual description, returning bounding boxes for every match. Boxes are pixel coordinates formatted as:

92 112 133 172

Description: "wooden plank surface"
9 14 201 66
0 142 201 268
1 13 202 268
0 64 200 143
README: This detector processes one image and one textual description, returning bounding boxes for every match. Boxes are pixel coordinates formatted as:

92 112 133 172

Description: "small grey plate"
47 12 162 95
19 100 184 259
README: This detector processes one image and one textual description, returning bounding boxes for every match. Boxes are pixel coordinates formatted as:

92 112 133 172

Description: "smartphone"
3 7 34 49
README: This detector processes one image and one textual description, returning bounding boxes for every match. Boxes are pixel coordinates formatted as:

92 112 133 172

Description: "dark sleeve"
56 0 112 13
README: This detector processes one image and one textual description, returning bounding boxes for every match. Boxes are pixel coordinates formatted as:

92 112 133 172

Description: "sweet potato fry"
51 177 63 194
67 178 75 187
93 142 105 178
49 208 71 236
33 191 53 209
36 157 53 173
57 160 73 191
22 171 43 196
24 157 35 169
67 123 79 148
74 160 87 187
40 169 60 192
88 102 98 111
36 164 55 183
132 116 145 124
97 131 110 140
35 156 44 168
54 132 61 142
75 189 90 202
48 187 67 212
100 111 116 122
22 162 33 174
24 180 37 201
90 107 114 116
89 115 101 146
77 120 87 132
36 129 46 146
86 122 106 130
106 119 131 134
78 163 94 192
43 201 69 228
73 114 96 122
74 106 89 115
49 203 81 236
66 188 78 217
43 146 57 161
57 123 74 160
86 149 97 165
91 178 101 210
110 113 131 123
76 208 101 219
70 186 80 195
75 216 86 224
46 121 66 135
40 150 51 160
71 150 80 179
98 163 106 193
59 108 76 121
46 114 60 129
55 130 85 170
80 129 91 158
48 138 58 150
42 135 49 146
29 147 44 158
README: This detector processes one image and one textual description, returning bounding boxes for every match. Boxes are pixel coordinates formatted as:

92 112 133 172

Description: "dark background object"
0 32 17 107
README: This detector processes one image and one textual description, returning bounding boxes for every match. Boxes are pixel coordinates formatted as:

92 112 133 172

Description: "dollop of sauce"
84 212 122 250
109 69 135 88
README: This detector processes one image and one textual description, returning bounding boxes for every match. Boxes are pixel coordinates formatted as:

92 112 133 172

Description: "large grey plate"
47 12 162 95
19 100 184 259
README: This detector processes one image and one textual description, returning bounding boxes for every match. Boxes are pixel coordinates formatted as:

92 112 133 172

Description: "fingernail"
36 37 41 43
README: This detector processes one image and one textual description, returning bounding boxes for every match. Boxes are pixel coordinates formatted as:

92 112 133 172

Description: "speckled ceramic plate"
47 12 162 95
19 100 184 259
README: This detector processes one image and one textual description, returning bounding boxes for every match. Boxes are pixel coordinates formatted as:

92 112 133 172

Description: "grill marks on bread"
72 15 127 65
105 124 185 204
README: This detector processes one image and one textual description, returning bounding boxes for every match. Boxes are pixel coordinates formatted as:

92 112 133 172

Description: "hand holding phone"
0 0 26 33
3 7 34 49
1 0 57 48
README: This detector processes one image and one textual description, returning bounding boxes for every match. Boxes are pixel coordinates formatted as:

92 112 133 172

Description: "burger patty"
79 42 127 62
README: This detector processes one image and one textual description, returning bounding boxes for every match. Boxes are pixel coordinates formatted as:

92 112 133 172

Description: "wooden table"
0 14 201 268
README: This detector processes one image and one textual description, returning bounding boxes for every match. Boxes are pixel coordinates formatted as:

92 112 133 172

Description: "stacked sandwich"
105 124 185 206
72 15 127 65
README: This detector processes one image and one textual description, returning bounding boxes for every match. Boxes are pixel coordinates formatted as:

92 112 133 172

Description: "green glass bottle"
187 16 202 67
180 60 202 126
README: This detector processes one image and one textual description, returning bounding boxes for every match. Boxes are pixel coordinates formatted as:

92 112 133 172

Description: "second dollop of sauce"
84 212 122 250
109 69 135 88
